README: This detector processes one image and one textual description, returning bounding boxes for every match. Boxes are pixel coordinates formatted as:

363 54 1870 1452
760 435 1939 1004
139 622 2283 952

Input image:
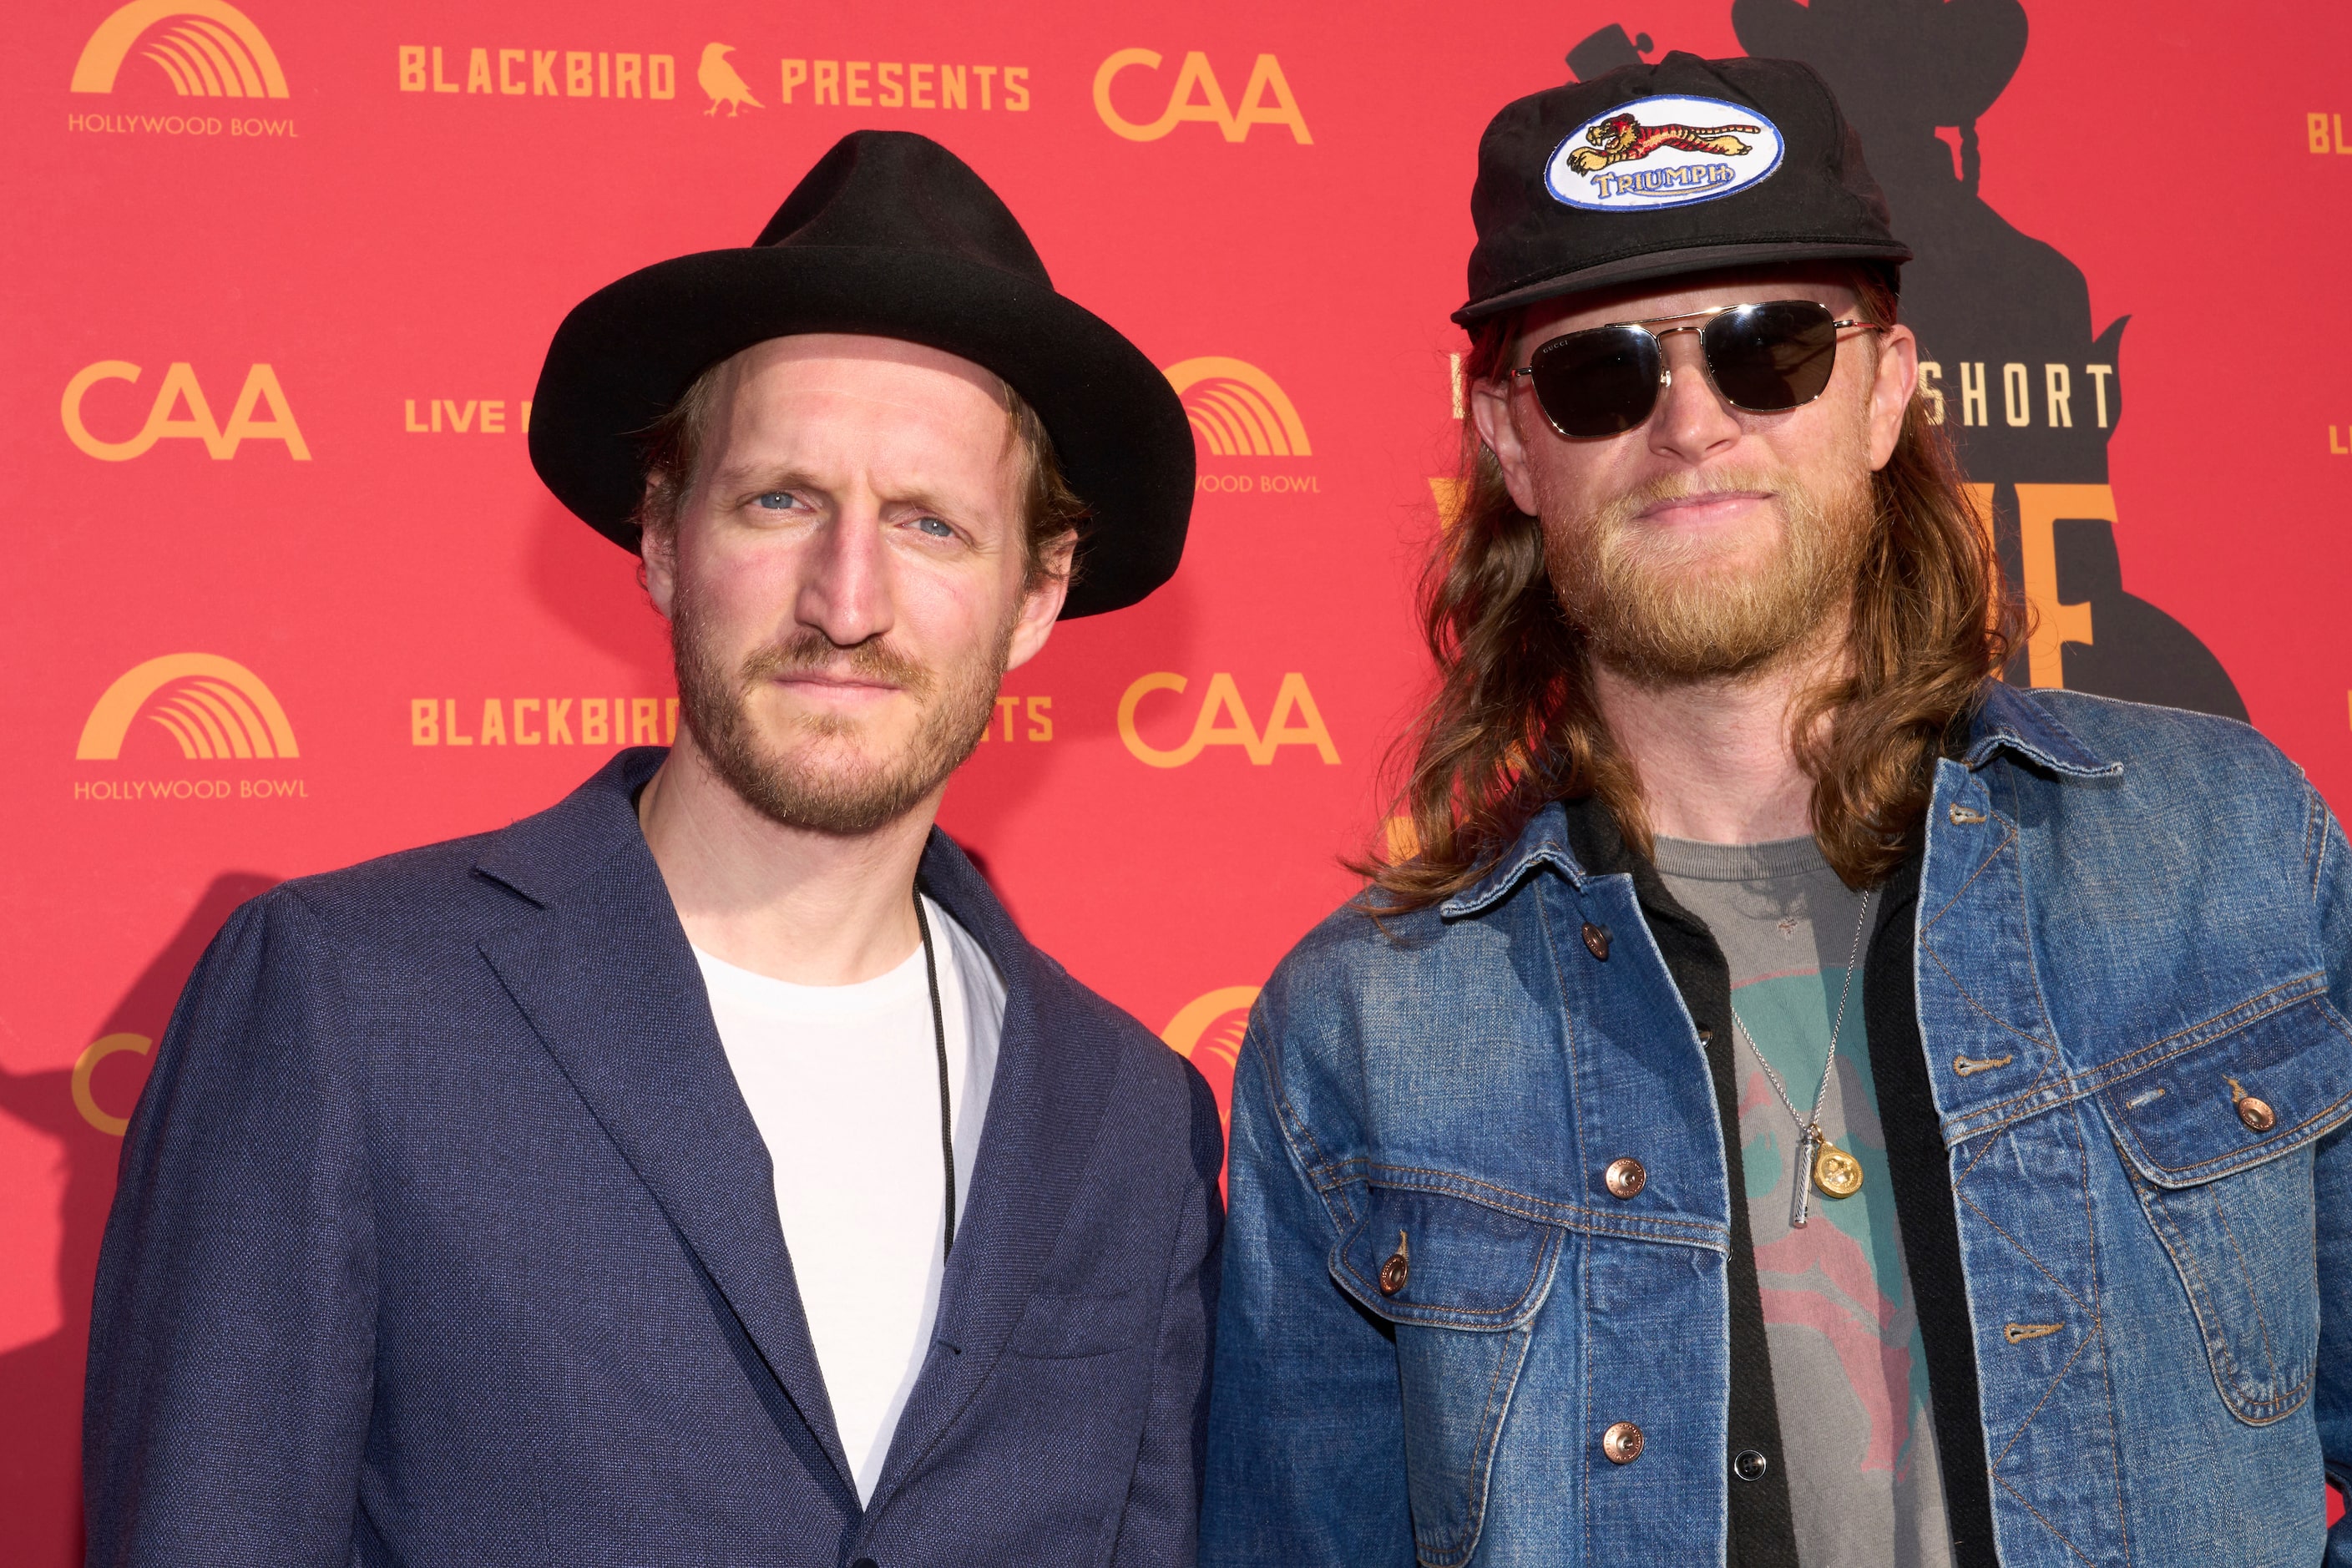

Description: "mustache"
740 630 933 695
1606 468 1781 516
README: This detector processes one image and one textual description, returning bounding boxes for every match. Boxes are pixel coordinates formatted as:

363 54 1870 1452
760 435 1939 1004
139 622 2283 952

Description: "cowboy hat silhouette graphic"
1568 0 2246 721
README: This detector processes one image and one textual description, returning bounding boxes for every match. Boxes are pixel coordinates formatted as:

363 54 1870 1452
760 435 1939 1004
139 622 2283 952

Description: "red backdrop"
6 0 2349 1556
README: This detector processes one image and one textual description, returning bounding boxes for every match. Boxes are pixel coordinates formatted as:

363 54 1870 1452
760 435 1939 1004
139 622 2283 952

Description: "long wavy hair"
1370 270 2024 910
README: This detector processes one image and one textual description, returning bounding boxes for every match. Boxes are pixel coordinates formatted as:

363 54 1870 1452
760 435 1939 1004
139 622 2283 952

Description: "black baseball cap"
1454 53 1910 324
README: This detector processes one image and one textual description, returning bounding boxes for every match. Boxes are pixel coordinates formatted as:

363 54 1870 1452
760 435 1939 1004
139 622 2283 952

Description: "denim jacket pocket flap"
2097 997 2349 1424
2099 994 2352 1189
1330 1185 1563 1331
1330 1185 1563 1566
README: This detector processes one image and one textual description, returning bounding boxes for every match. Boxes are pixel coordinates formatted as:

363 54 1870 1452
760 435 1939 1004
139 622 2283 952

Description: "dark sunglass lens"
1529 326 1661 438
1704 301 1839 412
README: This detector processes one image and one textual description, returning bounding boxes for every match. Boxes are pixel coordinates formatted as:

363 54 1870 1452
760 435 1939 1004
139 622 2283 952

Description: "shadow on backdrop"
524 496 676 684
0 871 278 1568
1569 0 2246 719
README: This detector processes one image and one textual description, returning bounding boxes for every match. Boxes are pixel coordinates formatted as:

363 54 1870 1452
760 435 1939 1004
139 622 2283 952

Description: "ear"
640 493 679 620
1469 373 1543 518
1864 323 1920 472
1003 536 1075 672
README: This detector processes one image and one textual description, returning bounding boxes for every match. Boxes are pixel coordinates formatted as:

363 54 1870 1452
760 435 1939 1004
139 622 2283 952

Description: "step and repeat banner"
4 0 2347 1554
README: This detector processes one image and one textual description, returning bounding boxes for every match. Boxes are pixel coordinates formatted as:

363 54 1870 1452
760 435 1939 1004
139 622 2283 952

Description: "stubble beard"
670 581 1014 837
1544 458 1877 685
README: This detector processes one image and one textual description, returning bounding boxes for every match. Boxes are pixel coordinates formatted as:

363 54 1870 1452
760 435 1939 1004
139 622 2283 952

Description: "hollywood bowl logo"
78 653 296 760
1545 94 1783 211
1161 985 1259 1148
1164 357 1311 458
1163 357 1322 496
70 0 288 98
73 653 309 802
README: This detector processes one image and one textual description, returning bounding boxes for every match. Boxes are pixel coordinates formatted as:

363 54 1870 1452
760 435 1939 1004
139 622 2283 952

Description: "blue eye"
753 492 798 511
913 515 954 539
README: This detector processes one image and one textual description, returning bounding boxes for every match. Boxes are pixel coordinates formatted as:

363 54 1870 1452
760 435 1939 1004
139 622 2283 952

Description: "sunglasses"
1509 301 1884 439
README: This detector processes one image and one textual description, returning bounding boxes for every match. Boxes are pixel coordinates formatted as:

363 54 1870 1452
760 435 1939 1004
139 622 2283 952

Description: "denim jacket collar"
1439 682 2120 923
1960 680 2123 778
1439 800 1585 920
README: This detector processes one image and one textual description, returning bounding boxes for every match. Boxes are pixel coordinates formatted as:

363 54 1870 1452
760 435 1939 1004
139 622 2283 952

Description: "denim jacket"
1202 685 2352 1568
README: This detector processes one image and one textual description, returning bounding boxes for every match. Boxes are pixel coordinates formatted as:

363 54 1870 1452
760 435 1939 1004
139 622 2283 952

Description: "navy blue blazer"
84 749 1224 1567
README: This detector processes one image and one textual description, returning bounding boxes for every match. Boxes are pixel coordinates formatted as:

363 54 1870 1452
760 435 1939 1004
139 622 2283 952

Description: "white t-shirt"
694 896 1004 1504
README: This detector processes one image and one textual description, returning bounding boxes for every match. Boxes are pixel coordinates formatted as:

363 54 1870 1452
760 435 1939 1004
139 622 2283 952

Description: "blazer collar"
857 831 1124 1518
472 748 857 1499
471 749 1121 1522
468 746 666 910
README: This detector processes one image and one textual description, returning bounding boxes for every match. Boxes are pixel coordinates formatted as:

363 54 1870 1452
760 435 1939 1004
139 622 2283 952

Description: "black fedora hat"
529 130 1193 619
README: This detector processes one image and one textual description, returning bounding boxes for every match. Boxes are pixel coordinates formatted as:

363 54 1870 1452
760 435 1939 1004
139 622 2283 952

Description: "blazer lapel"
860 832 1122 1516
472 755 856 1496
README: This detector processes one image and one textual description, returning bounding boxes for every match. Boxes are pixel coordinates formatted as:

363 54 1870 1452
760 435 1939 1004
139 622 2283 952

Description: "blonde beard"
1544 463 1876 685
670 583 1014 837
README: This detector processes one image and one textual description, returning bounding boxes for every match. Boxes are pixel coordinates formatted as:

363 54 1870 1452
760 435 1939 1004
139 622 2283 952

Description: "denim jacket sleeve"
2309 786 2352 1565
1201 1015 1415 1568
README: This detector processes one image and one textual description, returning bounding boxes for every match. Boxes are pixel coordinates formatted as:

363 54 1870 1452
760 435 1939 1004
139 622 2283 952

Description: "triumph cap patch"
1454 53 1910 325
1545 94 1786 211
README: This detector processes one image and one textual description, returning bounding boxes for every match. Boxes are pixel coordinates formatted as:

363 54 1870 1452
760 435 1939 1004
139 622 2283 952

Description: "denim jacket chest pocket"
1329 1182 1565 1568
2097 991 2352 1424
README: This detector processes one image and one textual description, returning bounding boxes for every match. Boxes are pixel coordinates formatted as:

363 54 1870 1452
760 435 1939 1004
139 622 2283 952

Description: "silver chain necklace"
1730 888 1874 1230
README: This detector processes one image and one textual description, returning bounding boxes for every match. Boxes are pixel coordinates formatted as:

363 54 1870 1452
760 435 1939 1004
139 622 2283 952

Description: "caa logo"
1546 95 1783 211
63 361 310 461
70 0 289 98
1118 672 1338 767
75 1033 154 1136
77 653 299 761
1093 49 1310 144
1164 357 1311 458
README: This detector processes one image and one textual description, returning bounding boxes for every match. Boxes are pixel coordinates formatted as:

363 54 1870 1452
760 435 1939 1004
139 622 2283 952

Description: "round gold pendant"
1812 1141 1864 1198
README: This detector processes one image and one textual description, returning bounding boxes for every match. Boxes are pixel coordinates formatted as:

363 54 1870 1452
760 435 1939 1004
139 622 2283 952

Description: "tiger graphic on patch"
1565 112 1762 173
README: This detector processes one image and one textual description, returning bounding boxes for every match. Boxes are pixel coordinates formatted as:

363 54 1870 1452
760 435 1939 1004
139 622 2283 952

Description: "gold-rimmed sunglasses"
1510 301 1885 438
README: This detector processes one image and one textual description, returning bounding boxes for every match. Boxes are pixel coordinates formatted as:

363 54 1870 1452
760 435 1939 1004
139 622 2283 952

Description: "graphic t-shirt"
1654 835 1954 1568
693 897 1005 1505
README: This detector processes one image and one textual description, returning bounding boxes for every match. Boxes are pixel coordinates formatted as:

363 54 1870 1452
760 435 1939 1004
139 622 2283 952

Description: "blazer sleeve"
1200 1018 1414 1568
83 888 377 1568
1109 1063 1226 1567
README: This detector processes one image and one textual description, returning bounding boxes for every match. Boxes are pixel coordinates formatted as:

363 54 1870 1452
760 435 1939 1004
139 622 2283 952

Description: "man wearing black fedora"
84 131 1221 1566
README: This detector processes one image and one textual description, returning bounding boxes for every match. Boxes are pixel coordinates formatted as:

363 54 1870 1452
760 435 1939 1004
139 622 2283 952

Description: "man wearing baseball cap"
85 131 1221 1566
1204 54 2349 1568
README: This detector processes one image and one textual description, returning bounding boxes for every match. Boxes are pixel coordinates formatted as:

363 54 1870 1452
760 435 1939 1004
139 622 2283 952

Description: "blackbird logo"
699 43 760 115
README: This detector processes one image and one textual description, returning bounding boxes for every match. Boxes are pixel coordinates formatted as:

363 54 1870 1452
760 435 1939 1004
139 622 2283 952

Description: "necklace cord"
1732 887 1877 1138
913 888 956 1262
